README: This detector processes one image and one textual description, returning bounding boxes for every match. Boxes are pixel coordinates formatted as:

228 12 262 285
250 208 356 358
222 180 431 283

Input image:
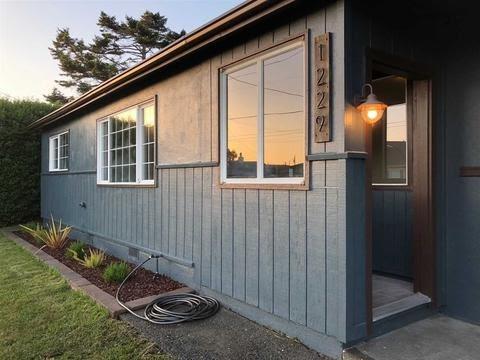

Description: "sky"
0 0 242 101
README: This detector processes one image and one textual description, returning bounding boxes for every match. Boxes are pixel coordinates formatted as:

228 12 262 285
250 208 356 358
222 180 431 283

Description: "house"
31 0 480 357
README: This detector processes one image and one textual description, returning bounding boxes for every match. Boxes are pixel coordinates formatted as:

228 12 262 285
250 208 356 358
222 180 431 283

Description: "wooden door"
411 79 435 300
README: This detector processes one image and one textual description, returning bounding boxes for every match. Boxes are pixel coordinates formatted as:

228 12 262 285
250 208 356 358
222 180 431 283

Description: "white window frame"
49 130 69 172
96 101 155 186
220 40 306 185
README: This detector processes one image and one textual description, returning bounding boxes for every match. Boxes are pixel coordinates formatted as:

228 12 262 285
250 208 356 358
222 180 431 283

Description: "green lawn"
0 234 168 359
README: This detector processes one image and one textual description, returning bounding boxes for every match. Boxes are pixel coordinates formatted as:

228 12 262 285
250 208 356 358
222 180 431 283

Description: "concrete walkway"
354 314 480 360
121 307 330 360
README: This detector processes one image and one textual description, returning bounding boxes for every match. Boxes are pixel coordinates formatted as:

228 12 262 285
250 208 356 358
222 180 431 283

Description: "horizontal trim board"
42 170 96 176
40 155 361 176
156 161 219 169
42 217 194 268
307 151 368 161
459 166 480 177
40 156 359 176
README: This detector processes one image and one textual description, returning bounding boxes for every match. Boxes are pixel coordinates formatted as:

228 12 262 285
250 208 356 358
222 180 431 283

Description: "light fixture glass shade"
357 93 387 124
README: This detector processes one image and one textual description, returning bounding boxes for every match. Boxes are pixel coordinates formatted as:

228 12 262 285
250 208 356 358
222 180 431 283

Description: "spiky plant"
19 222 44 245
75 249 105 268
20 216 71 250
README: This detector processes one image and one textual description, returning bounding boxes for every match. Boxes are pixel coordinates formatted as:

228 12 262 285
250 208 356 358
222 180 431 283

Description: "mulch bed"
14 231 183 302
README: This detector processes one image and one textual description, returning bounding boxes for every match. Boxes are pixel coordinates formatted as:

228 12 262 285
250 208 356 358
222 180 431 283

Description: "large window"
97 101 155 185
49 131 69 171
220 41 305 184
372 76 408 185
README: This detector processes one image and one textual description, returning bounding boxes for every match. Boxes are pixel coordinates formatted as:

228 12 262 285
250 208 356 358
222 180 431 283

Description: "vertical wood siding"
41 2 347 342
372 190 413 278
42 161 338 334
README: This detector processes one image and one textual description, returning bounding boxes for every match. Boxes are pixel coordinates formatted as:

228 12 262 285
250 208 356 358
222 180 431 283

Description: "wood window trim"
48 130 70 172
218 34 310 191
219 32 307 69
95 96 158 187
219 181 309 191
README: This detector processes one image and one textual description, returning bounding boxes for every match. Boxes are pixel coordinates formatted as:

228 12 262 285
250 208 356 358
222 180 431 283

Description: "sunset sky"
0 0 241 101
227 45 305 166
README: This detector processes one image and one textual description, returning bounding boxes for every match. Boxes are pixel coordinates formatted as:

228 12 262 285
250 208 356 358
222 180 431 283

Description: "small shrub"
103 262 130 283
75 249 105 268
20 216 71 249
66 241 86 260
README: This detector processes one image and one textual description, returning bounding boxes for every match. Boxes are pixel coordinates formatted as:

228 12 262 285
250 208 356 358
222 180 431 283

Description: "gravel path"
121 307 331 360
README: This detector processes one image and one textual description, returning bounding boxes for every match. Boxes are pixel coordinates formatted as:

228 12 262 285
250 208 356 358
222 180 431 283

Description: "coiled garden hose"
116 255 220 324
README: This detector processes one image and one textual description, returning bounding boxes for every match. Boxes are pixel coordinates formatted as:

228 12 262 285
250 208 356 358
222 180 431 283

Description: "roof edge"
30 0 297 129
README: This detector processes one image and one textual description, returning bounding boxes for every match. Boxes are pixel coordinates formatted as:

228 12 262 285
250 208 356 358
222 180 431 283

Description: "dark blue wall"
372 190 412 278
443 43 480 324
346 1 480 326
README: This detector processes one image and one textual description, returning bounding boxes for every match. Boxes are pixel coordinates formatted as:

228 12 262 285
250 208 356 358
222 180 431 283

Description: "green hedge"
0 99 57 226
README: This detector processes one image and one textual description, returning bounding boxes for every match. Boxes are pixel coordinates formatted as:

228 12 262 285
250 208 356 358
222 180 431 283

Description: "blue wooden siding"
372 190 413 278
41 161 339 336
443 43 480 323
40 1 356 353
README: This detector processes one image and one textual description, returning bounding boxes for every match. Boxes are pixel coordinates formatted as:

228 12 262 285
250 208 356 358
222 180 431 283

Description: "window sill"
49 169 69 173
372 184 411 191
219 182 309 191
96 182 156 188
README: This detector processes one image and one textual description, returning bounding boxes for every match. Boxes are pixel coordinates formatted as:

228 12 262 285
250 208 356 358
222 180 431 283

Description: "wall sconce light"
356 84 387 124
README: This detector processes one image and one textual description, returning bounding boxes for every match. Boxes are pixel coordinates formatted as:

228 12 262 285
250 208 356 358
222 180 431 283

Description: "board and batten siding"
40 1 353 354
372 190 413 278
41 162 341 334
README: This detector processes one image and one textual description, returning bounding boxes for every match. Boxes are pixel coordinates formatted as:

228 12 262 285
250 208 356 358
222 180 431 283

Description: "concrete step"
373 292 431 322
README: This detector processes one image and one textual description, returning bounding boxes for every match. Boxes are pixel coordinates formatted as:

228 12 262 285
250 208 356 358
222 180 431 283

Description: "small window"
97 101 155 185
49 131 69 171
372 76 408 185
220 41 305 184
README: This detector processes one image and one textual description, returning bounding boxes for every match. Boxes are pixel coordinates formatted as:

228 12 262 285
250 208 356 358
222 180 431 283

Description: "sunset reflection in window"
223 43 305 183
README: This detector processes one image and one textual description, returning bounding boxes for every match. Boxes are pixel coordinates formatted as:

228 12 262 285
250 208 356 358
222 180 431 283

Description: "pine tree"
47 10 185 100
43 88 73 106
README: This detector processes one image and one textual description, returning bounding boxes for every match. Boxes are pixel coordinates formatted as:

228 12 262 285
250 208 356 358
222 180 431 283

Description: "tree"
48 10 185 97
0 99 57 226
44 87 73 106
227 149 238 163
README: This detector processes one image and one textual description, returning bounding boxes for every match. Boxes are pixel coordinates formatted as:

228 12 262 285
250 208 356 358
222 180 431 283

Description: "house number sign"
314 33 332 143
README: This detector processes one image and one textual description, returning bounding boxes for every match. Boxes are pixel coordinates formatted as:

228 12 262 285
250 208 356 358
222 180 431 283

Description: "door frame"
364 49 436 335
